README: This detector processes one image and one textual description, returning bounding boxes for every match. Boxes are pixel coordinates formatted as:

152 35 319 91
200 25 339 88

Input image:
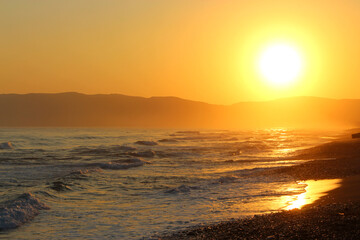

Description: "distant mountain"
0 93 359 129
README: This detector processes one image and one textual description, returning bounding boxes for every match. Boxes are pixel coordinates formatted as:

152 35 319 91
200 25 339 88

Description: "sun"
258 43 303 87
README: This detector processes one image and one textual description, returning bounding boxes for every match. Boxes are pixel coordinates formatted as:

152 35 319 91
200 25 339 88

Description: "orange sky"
1 0 359 104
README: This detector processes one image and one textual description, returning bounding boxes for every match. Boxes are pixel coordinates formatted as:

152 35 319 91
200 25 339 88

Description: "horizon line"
0 91 357 106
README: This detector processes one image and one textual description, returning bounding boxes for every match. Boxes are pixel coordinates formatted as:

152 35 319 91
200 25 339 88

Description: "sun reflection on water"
284 179 342 210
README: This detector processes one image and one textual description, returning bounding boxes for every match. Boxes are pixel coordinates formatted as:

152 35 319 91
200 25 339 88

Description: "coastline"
308 174 360 207
158 138 360 239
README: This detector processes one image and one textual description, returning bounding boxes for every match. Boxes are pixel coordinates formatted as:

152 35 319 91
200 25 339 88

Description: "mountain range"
0 92 359 129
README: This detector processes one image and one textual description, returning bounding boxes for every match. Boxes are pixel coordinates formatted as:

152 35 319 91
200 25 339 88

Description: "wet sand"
312 175 360 206
158 138 360 239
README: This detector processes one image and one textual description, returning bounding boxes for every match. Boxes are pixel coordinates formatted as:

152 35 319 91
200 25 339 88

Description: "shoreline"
307 174 360 207
158 138 360 239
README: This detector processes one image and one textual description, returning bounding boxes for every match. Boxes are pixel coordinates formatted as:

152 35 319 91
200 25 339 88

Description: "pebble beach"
159 138 360 239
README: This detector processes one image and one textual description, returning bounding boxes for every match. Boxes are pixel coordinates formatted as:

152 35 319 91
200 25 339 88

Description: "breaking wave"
0 193 49 230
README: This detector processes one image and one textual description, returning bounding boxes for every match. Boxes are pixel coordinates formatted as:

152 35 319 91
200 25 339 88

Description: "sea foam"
0 193 49 230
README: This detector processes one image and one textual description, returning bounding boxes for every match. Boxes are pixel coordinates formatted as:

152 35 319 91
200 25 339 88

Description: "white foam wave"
0 193 49 230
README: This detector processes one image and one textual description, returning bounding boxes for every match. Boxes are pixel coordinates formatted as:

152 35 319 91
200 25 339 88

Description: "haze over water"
0 128 338 239
1 1 359 239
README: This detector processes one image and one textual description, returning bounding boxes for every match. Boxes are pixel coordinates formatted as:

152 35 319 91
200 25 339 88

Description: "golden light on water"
284 179 342 210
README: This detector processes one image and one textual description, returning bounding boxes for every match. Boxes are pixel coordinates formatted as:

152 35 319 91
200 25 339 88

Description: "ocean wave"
217 176 239 183
227 142 271 155
90 158 151 170
158 138 179 143
46 168 104 193
155 150 200 158
41 159 148 190
114 145 137 152
70 145 137 156
71 136 102 140
223 167 280 176
71 146 111 155
0 193 49 230
222 137 238 141
129 150 156 158
33 191 58 199
135 141 158 146
174 136 226 141
140 175 190 182
66 168 102 179
0 142 13 150
49 181 72 192
170 131 240 142
165 185 199 194
222 158 278 164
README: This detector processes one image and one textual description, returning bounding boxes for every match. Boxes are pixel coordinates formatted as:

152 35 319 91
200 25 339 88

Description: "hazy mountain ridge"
0 93 359 128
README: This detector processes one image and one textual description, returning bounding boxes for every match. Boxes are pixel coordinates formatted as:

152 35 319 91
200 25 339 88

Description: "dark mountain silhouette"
0 93 359 129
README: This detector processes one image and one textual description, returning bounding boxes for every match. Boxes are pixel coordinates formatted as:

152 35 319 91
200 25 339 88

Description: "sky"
1 0 360 105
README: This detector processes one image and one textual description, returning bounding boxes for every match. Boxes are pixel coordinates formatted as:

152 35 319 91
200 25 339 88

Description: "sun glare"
258 43 303 87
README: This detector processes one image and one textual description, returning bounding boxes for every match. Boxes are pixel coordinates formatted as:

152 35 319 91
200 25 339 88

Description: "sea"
0 128 338 239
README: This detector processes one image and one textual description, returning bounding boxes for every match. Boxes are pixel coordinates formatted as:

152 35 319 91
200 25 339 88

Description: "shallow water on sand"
0 128 338 239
